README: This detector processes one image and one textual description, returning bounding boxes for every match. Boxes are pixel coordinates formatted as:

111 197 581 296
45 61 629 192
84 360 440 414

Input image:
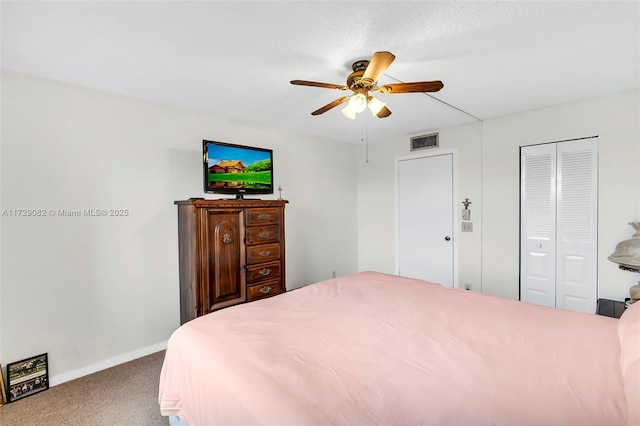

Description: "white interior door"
397 152 455 287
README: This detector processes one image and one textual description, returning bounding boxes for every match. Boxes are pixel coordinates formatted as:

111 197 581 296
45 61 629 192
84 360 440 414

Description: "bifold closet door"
520 138 598 313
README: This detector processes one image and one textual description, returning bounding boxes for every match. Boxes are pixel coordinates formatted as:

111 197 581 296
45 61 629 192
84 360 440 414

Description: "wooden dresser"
175 199 287 324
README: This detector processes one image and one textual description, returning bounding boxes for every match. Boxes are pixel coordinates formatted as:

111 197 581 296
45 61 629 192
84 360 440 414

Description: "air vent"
410 133 439 151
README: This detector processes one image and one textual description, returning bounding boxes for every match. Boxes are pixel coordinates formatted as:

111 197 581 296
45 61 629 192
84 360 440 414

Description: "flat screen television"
203 140 274 199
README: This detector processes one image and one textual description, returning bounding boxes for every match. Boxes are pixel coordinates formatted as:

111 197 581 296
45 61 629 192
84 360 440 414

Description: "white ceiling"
2 1 639 144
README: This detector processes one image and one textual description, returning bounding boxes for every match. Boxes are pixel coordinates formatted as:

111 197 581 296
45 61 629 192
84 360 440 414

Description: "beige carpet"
0 350 169 426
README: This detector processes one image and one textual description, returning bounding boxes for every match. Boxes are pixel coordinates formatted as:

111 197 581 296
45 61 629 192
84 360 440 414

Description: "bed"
158 271 639 425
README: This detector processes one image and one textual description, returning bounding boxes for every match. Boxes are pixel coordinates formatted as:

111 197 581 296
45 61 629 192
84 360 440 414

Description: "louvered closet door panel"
520 144 556 307
555 140 598 313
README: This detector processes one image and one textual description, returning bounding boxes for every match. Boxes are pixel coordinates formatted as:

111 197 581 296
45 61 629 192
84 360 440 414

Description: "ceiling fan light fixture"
341 106 357 120
367 96 386 116
348 92 367 113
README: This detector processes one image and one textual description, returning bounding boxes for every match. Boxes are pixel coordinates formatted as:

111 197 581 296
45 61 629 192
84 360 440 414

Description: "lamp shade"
367 96 386 116
341 106 357 120
608 221 640 272
348 93 367 113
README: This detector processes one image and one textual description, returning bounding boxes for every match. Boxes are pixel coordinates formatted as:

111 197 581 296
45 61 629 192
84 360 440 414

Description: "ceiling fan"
291 51 443 119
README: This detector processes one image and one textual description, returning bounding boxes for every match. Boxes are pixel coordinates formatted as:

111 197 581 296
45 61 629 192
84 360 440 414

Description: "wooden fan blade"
380 81 444 94
362 51 396 84
376 106 392 118
291 80 347 90
311 97 350 115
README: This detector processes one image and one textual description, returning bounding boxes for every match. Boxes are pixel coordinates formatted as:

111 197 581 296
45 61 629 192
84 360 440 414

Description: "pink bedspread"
159 271 627 425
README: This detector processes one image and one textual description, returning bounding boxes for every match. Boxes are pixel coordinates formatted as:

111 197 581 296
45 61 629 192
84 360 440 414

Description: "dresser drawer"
246 243 280 264
246 208 281 226
246 261 281 284
246 225 280 245
247 278 283 301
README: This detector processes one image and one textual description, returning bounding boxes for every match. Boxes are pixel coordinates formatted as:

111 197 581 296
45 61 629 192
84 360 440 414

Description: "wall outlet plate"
462 222 473 232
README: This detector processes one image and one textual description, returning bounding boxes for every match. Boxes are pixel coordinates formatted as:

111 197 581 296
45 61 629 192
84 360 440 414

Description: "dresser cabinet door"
201 209 246 311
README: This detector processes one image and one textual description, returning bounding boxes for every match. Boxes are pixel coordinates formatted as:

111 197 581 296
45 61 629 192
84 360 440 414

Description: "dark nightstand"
596 298 626 319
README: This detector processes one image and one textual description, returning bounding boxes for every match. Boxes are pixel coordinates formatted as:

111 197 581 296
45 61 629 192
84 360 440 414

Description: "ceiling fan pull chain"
363 113 369 163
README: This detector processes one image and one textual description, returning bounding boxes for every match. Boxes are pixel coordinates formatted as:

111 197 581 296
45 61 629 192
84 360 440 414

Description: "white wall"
357 122 484 291
482 89 640 300
357 88 640 303
0 70 359 382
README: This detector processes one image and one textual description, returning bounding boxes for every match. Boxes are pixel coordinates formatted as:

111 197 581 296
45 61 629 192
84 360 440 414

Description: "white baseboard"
49 340 167 387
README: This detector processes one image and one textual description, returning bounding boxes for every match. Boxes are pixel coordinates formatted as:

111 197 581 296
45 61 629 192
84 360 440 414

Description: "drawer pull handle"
259 268 271 276
259 286 272 294
258 232 270 239
222 233 232 244
259 250 271 257
258 214 270 220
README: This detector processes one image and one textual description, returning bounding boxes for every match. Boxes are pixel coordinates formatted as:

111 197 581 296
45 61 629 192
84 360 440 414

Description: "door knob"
444 236 451 241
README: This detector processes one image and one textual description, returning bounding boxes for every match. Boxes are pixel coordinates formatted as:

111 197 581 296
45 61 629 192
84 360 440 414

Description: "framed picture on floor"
7 353 49 402
0 365 6 406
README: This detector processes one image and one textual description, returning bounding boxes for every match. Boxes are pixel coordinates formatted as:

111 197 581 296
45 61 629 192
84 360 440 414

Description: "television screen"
203 140 273 198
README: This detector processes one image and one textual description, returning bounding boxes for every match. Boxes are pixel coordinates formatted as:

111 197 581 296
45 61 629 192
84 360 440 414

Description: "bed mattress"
159 271 629 425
